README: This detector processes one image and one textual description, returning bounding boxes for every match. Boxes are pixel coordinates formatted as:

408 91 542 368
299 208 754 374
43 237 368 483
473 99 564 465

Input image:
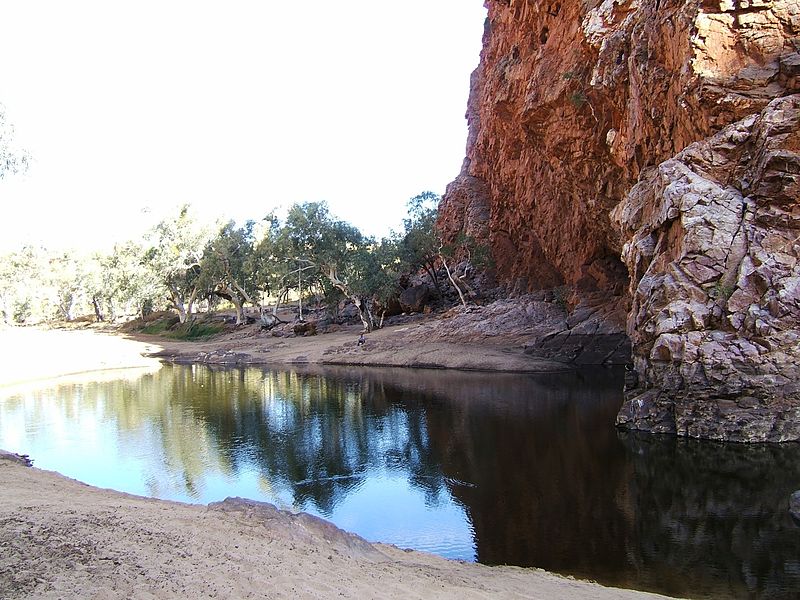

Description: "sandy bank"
0 326 164 389
136 317 572 374
0 320 568 392
0 452 673 599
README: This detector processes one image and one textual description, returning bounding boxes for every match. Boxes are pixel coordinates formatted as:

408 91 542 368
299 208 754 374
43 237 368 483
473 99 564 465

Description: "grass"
166 321 225 340
138 315 225 340
140 319 176 335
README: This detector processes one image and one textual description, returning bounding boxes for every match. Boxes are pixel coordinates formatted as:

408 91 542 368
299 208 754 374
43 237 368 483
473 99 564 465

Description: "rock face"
615 97 800 441
439 0 800 440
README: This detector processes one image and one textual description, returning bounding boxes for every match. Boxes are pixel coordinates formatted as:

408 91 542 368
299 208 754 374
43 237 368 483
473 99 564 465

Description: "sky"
0 1 486 251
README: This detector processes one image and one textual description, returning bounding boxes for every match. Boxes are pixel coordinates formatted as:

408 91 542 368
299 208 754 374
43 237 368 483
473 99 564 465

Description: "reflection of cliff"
357 366 800 598
417 369 636 575
618 433 800 599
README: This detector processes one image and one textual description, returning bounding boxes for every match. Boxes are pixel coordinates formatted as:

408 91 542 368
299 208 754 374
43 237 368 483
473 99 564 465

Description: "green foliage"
552 285 571 311
0 187 490 327
140 319 175 335
142 205 210 320
264 201 406 328
712 281 735 301
12 298 31 324
197 220 259 324
400 191 441 289
569 90 587 108
102 241 162 318
443 231 494 271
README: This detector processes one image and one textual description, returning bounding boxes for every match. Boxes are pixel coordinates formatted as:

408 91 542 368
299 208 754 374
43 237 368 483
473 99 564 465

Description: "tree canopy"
0 192 490 327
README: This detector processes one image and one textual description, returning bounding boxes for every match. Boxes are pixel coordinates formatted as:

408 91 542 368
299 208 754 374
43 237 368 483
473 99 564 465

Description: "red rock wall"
439 0 799 295
440 0 800 441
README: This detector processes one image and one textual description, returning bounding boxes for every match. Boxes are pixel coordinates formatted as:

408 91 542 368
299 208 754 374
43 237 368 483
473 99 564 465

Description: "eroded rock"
615 97 800 442
399 285 431 313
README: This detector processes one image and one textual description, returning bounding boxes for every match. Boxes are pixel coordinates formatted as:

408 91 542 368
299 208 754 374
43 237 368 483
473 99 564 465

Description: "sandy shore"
0 326 164 389
0 325 671 599
0 452 672 599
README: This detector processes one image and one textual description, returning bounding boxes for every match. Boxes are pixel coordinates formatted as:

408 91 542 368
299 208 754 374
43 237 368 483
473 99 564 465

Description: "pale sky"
0 1 486 251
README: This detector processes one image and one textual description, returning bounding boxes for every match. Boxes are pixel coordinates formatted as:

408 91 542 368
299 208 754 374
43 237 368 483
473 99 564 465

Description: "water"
1 364 799 599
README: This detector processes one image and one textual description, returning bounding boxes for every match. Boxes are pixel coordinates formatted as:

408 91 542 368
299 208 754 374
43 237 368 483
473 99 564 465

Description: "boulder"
293 321 317 336
399 285 431 313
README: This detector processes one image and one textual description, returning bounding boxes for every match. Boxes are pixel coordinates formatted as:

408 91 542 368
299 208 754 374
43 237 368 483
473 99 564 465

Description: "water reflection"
1 364 799 599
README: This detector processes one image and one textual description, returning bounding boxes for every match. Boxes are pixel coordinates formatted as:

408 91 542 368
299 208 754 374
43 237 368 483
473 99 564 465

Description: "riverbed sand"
0 326 672 599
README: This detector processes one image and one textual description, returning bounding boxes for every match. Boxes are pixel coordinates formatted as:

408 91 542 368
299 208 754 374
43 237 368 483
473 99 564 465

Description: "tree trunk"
273 288 289 316
440 253 468 308
91 296 104 322
351 296 371 332
185 286 199 323
232 296 244 325
168 285 188 323
213 284 245 325
423 261 440 292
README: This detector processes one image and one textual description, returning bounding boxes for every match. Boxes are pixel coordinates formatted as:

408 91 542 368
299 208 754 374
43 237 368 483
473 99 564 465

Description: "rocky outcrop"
440 0 800 441
399 284 431 313
615 97 800 441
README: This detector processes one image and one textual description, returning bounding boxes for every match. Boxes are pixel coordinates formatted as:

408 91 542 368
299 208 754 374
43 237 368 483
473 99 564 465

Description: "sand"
0 325 674 599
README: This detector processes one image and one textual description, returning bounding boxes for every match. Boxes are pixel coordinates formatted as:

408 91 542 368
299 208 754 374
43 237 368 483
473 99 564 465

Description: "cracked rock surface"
615 96 800 441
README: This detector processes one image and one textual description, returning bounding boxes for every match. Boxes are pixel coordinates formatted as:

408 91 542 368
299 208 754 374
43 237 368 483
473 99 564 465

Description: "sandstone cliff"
439 0 800 441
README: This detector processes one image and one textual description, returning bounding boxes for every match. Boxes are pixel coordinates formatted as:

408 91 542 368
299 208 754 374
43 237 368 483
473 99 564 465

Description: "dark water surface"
1 364 799 599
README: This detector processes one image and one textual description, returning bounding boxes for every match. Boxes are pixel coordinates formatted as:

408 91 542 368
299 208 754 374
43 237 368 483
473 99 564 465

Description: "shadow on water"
1 364 799 599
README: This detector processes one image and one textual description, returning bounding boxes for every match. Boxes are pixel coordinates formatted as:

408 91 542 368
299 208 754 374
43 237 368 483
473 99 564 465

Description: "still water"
1 364 799 599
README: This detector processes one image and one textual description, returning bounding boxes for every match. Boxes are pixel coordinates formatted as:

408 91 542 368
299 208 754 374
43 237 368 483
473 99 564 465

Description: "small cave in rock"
539 27 549 45
576 252 630 298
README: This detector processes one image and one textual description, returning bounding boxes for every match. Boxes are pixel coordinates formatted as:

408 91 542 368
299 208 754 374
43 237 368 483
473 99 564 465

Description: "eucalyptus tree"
199 220 259 325
102 241 161 320
46 250 84 321
143 206 210 323
401 191 492 308
0 246 44 323
250 213 294 315
400 191 442 291
278 202 400 331
83 252 112 322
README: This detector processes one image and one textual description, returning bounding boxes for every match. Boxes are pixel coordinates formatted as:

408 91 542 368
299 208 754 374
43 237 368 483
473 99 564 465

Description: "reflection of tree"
6 364 799 598
0 373 229 500
163 366 449 515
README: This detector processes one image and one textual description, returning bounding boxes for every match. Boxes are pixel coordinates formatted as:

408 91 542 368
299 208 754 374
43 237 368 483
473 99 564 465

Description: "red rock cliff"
440 0 800 441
